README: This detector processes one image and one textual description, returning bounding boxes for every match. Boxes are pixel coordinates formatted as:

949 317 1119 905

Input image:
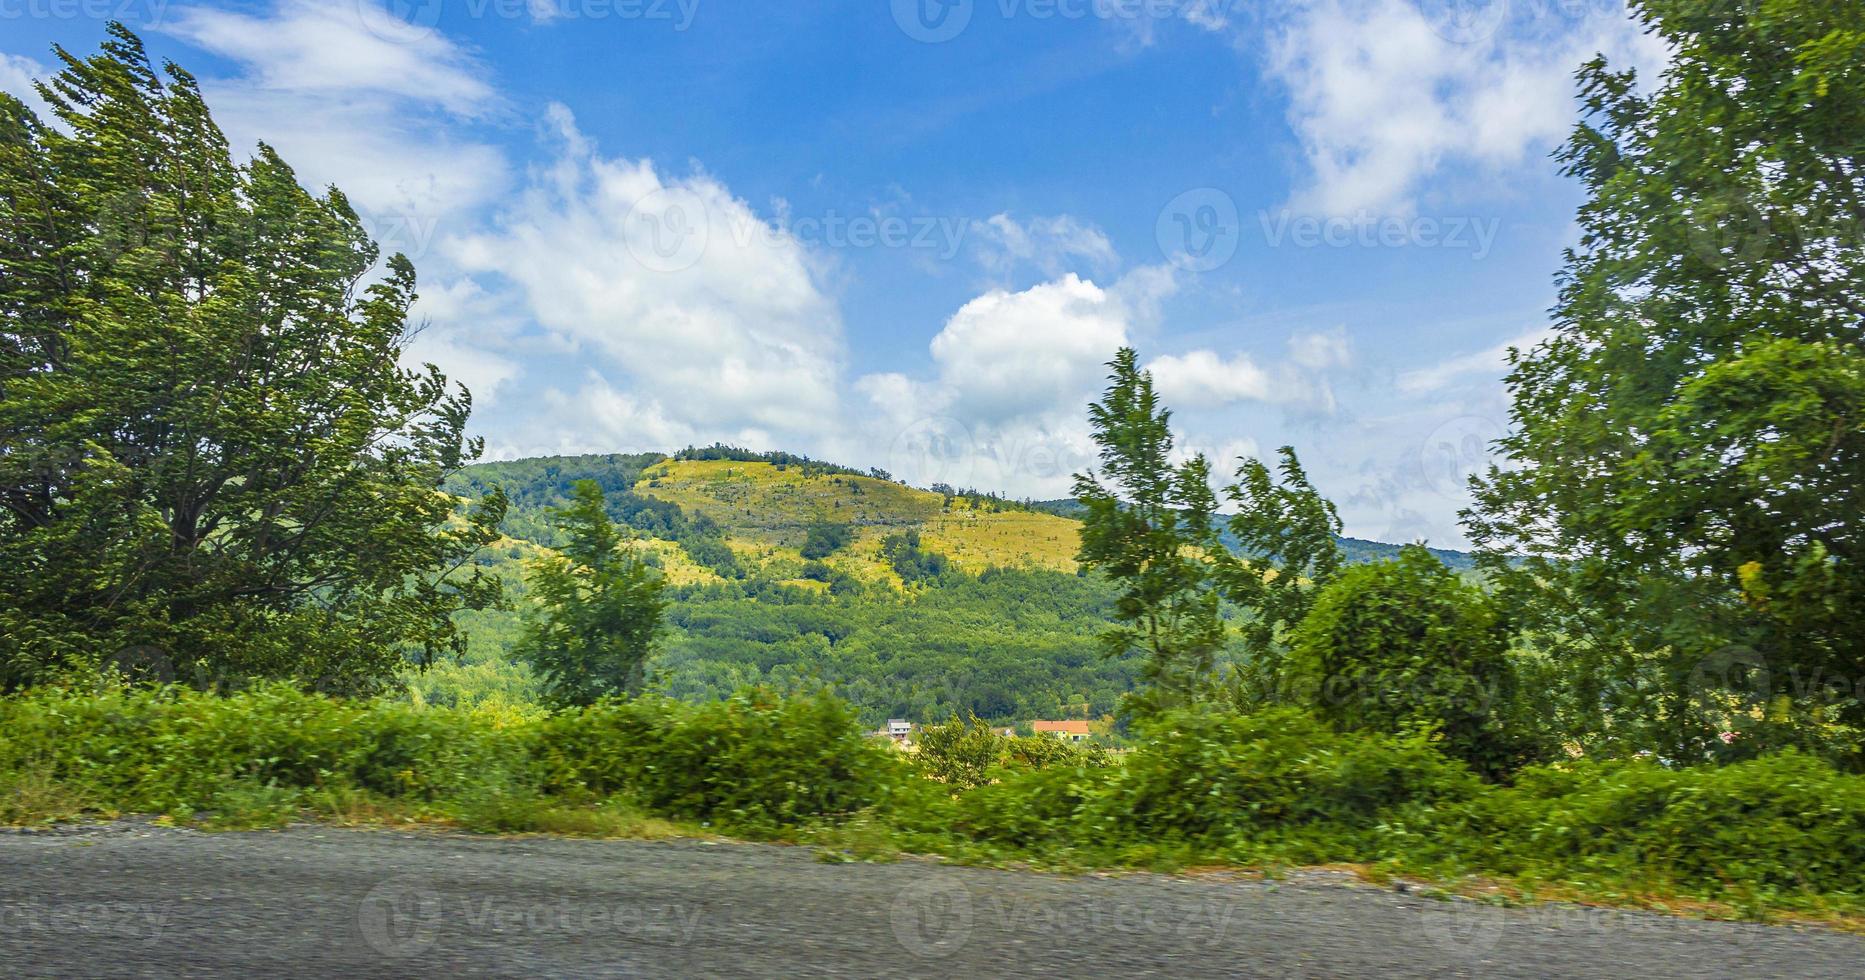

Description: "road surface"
2 821 1860 978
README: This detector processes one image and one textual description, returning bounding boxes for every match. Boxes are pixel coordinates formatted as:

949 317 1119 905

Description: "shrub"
537 688 904 831
913 715 1111 789
1427 751 1865 899
1095 708 1480 860
1289 546 1541 778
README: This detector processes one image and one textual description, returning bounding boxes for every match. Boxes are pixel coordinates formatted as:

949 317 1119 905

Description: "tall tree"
1217 446 1345 706
516 481 667 708
0 27 502 693
1073 349 1227 716
1467 1 1864 758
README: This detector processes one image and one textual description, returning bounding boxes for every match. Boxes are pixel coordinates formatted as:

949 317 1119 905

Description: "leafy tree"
1289 546 1537 779
1216 446 1345 706
881 528 950 584
1466 0 1865 758
800 521 853 559
0 27 502 694
516 481 668 708
1073 349 1227 716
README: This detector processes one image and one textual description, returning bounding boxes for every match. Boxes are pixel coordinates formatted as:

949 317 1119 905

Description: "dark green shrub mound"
1289 546 1540 778
1095 708 1480 861
537 688 903 830
1428 752 1865 899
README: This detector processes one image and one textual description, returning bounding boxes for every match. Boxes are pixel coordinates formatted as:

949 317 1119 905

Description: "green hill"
424 449 1473 724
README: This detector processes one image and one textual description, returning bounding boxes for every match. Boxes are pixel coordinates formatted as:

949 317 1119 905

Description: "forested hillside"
429 448 1471 724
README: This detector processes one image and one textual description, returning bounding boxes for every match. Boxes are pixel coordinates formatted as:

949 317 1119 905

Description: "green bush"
537 688 903 831
6 686 1862 918
0 683 892 833
1426 751 1865 899
0 684 533 819
913 715 1111 789
1094 708 1480 860
1289 546 1541 778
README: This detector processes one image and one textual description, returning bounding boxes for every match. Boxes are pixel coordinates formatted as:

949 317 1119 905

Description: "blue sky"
0 0 1670 547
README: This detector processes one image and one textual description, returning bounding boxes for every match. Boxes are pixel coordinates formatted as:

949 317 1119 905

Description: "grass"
636 460 1083 582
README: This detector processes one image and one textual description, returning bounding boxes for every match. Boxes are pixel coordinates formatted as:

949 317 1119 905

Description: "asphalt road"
2 821 1860 978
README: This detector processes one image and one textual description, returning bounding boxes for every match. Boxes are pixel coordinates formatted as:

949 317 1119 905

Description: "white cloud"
854 267 1178 495
0 53 50 120
1147 328 1354 413
1148 349 1273 407
198 87 509 220
1395 326 1550 395
165 0 497 116
929 273 1136 420
969 213 1118 282
450 104 844 444
1259 0 1668 215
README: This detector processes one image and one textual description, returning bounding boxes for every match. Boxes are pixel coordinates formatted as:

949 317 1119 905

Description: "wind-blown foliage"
0 27 502 694
1216 446 1345 705
1073 349 1228 716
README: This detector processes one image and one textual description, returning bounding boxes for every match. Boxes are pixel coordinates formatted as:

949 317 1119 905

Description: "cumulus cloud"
1147 328 1355 413
855 267 1180 495
165 0 497 116
1255 0 1669 215
449 104 844 446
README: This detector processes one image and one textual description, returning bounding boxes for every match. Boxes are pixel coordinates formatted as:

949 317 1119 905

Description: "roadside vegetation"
2 0 1861 934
